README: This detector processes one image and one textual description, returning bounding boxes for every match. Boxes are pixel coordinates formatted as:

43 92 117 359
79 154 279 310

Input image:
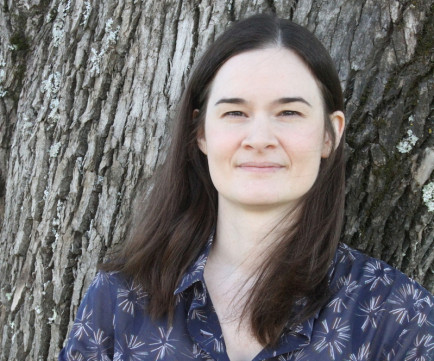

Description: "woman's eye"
224 111 245 117
279 110 300 117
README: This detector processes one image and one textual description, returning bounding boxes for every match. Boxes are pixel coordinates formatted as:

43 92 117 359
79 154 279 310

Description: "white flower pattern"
357 296 385 331
389 283 426 325
114 335 147 361
327 274 360 312
87 329 111 361
71 305 93 339
117 281 147 316
314 318 351 358
364 260 393 290
149 327 178 360
404 334 434 361
348 343 370 361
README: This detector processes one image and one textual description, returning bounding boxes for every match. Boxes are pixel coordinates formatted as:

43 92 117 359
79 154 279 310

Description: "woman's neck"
210 199 294 274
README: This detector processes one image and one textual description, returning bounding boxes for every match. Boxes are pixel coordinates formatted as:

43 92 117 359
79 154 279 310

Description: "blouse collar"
173 234 331 346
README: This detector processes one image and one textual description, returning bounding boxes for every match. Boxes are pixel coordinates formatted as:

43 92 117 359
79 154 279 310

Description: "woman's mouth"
237 162 285 172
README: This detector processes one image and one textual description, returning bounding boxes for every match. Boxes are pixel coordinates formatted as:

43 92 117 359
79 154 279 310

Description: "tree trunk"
0 0 432 359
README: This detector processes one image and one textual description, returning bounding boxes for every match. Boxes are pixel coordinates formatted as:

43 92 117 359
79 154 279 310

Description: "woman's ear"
193 109 207 155
197 133 207 155
322 110 345 158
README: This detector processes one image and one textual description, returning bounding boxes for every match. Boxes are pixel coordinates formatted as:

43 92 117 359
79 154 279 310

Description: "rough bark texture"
0 0 432 359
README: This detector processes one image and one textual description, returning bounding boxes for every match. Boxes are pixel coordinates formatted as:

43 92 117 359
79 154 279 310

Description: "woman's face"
198 47 344 213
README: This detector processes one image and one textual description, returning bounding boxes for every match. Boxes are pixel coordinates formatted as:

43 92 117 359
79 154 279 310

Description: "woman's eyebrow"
273 97 312 107
214 98 246 106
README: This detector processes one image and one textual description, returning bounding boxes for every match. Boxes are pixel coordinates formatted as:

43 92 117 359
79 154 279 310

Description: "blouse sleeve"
367 277 434 360
391 294 434 360
58 272 116 361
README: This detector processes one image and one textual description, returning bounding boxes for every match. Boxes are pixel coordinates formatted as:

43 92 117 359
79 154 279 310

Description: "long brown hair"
102 14 346 346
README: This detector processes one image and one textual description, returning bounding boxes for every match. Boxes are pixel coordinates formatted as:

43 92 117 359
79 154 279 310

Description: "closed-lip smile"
237 162 285 172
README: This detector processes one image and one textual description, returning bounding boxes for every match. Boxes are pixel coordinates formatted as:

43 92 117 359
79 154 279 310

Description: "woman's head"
196 46 344 213
170 14 345 214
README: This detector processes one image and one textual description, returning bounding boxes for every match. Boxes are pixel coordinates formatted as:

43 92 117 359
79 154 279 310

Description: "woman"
59 14 433 361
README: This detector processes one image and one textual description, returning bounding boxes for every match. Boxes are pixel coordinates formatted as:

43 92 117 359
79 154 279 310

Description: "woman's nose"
241 117 278 150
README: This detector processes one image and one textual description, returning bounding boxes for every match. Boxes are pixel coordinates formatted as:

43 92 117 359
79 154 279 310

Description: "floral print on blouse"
59 242 434 361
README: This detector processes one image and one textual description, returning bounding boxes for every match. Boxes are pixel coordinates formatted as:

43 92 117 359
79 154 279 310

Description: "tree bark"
0 0 432 359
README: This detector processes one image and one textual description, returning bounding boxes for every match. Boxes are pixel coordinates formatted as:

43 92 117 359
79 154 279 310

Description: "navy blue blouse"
59 241 434 360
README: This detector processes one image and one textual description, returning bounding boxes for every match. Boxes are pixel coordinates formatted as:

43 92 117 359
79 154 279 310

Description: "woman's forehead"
207 47 323 105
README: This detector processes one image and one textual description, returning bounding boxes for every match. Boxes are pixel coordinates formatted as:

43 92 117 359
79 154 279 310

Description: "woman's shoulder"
315 243 434 358
80 270 149 317
303 245 433 361
331 243 433 303
88 270 130 289
327 243 433 331
333 243 432 297
83 270 128 297
59 273 152 359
